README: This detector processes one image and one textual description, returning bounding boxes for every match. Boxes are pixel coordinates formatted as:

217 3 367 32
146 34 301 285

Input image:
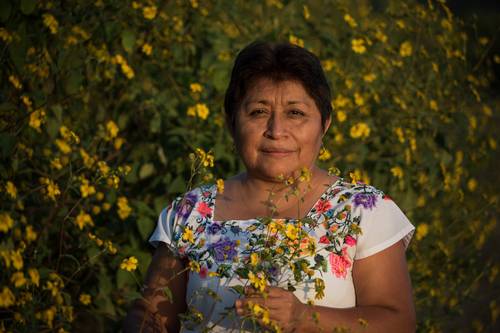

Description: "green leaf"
20 0 36 15
229 285 245 295
121 29 136 53
116 269 135 289
64 70 83 95
0 0 12 22
163 286 173 303
0 133 16 159
136 216 155 240
139 162 155 179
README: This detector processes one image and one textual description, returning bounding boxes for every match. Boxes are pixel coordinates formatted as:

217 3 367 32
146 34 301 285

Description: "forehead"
242 78 314 104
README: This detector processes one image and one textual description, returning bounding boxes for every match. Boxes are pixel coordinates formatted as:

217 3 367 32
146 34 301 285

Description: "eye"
249 109 267 116
288 109 305 117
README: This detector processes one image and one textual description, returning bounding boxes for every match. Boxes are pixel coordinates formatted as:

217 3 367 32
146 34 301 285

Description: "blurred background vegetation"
0 0 498 332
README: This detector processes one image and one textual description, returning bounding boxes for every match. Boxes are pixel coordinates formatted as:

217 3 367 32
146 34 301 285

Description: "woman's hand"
235 286 305 332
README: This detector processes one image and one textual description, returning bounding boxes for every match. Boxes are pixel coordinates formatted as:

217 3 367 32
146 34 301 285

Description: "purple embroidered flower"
209 237 238 262
178 192 197 219
207 222 222 235
353 192 378 209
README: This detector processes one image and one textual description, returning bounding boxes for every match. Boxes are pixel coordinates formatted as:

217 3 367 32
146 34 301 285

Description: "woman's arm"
297 240 416 332
236 240 415 332
123 244 188 333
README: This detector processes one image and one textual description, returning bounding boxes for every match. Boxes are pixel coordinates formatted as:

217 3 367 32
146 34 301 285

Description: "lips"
260 148 295 157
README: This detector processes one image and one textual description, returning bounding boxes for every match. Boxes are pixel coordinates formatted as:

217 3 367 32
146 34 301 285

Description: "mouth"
260 148 295 157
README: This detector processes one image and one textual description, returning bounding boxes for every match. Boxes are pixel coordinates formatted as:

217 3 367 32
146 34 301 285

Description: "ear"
322 114 332 136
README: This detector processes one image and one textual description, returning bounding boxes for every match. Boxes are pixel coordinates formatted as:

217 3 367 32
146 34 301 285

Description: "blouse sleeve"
148 197 185 257
354 195 415 260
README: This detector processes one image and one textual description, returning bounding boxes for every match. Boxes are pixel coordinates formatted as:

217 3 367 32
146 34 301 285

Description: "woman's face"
234 78 330 182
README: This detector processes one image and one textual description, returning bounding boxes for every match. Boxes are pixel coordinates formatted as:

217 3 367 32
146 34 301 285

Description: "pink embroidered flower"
344 235 356 246
329 248 352 278
196 225 205 233
319 235 330 244
197 201 212 218
199 266 208 279
383 194 392 201
315 199 332 214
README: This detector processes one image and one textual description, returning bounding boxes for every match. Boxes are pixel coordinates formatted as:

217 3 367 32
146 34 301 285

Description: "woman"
124 41 416 332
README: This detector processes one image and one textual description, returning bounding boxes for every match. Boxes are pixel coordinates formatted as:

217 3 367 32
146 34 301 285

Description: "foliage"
0 0 498 331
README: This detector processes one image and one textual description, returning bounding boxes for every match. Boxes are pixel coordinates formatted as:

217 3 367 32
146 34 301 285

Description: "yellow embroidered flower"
142 5 157 20
314 278 325 299
344 14 357 28
11 271 27 288
79 293 92 305
117 196 132 220
75 211 94 230
0 287 16 307
351 39 366 54
399 41 413 57
120 256 138 271
182 227 195 244
28 268 40 287
349 122 371 139
390 166 404 179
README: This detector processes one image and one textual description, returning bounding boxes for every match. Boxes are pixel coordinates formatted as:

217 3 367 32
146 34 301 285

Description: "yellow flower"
189 260 201 272
106 120 119 140
182 227 195 244
117 196 132 220
39 177 61 201
0 287 16 307
390 166 404 179
216 179 224 194
11 271 27 288
97 160 110 176
416 223 429 241
375 30 388 43
29 108 46 131
75 211 94 230
55 139 71 154
314 278 325 300
399 41 413 57
285 224 299 240
354 92 365 106
250 253 259 266
28 268 40 287
289 35 304 47
5 181 17 199
336 110 347 122
8 75 23 89
80 178 96 198
318 147 331 161
79 293 92 305
429 100 438 111
143 5 157 20
196 103 209 120
349 122 371 139
322 59 335 71
114 137 125 150
106 240 117 254
248 272 267 293
467 178 478 192
80 149 95 168
141 43 152 55
303 5 310 20
50 158 63 170
351 39 366 54
394 127 405 143
11 250 23 270
363 73 377 83
42 14 59 34
120 256 138 272
344 14 357 28
190 83 203 93
299 167 312 182
25 225 37 243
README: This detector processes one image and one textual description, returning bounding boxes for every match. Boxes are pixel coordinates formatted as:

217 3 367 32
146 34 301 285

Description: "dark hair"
224 41 333 135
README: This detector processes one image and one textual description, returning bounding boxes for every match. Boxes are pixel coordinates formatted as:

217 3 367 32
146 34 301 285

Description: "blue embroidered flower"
209 237 238 262
207 222 222 235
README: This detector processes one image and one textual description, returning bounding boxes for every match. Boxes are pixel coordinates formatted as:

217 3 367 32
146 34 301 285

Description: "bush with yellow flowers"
0 0 498 331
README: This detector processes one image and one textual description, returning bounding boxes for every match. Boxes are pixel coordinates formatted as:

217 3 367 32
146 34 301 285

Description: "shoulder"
165 184 216 218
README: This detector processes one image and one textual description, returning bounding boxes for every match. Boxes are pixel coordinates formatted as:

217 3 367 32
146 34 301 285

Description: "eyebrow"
244 100 309 107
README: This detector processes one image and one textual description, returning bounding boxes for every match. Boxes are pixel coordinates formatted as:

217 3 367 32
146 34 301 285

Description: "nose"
264 114 287 139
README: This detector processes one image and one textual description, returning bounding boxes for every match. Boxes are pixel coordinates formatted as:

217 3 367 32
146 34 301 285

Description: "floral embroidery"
314 199 332 214
197 201 212 218
209 237 238 262
353 192 378 209
329 248 352 278
178 192 197 219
